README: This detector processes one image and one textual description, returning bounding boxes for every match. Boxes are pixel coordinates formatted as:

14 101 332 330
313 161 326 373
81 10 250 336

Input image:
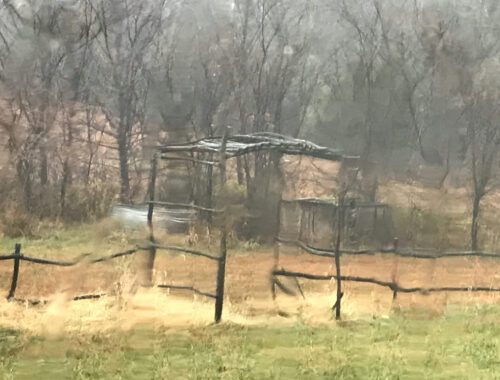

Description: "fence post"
215 127 229 323
7 243 21 300
146 154 158 286
332 199 344 319
391 237 399 300
272 199 282 300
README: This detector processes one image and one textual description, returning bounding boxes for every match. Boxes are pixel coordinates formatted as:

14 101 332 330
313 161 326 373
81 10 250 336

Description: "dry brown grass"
0 242 499 335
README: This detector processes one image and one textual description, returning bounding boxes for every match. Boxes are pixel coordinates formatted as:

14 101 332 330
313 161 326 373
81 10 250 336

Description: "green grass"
0 219 270 260
0 305 499 379
0 219 146 259
1 221 500 378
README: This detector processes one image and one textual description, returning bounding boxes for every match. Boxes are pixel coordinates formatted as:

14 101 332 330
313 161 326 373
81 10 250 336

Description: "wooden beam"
158 284 216 299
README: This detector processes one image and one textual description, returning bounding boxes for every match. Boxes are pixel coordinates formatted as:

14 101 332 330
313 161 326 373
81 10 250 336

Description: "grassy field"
1 222 500 379
0 219 145 257
0 305 498 379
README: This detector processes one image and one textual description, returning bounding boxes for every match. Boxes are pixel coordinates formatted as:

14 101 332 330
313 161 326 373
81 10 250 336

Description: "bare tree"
0 2 71 213
226 0 321 238
339 0 383 164
91 0 166 203
189 3 234 212
429 0 500 249
461 93 500 250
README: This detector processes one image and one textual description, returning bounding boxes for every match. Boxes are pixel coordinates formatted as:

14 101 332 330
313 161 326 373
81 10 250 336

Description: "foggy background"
0 0 499 249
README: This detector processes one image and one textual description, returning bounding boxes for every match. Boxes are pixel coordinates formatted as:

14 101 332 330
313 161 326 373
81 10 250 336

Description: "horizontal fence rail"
276 238 500 260
148 243 220 261
157 284 217 299
273 269 500 295
0 241 221 307
89 249 139 263
0 249 139 267
0 244 218 270
0 253 89 266
0 244 148 302
274 237 500 305
12 293 106 306
146 200 223 214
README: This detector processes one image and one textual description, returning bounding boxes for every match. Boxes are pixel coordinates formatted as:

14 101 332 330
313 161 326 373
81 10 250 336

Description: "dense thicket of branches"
1 0 500 247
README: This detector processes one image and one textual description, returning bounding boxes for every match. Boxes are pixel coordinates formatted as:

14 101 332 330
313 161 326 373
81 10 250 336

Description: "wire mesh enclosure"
279 198 393 250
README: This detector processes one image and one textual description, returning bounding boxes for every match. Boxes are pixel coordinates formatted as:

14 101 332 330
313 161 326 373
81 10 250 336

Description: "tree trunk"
236 157 244 185
117 129 130 203
17 158 33 212
205 163 213 222
60 160 71 218
60 117 74 218
471 193 481 251
245 151 283 242
160 124 192 232
39 146 48 186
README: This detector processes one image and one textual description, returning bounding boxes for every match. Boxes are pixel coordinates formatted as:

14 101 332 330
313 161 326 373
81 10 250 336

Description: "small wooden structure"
146 131 344 322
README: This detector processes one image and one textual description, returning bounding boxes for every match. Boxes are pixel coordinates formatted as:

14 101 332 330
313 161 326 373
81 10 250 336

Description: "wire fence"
0 242 221 307
1 243 141 304
5 236 500 313
272 237 500 304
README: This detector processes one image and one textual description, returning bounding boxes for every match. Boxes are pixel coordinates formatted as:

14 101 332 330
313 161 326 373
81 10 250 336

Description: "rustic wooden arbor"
146 130 343 322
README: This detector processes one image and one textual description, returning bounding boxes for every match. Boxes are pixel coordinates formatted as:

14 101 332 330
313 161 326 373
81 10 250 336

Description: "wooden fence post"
392 237 399 300
332 199 344 319
146 154 158 286
7 244 21 300
215 128 229 323
272 199 282 300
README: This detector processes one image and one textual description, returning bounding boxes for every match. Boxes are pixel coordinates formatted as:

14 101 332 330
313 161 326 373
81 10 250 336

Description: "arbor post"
272 200 282 300
146 154 158 286
215 128 229 323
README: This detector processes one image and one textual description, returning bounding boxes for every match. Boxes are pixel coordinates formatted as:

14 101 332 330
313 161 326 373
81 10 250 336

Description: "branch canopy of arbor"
158 132 344 161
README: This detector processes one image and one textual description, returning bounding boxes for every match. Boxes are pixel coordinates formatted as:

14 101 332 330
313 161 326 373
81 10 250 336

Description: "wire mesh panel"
279 201 301 241
345 206 371 246
373 206 393 246
344 205 393 248
279 199 392 250
305 202 336 250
